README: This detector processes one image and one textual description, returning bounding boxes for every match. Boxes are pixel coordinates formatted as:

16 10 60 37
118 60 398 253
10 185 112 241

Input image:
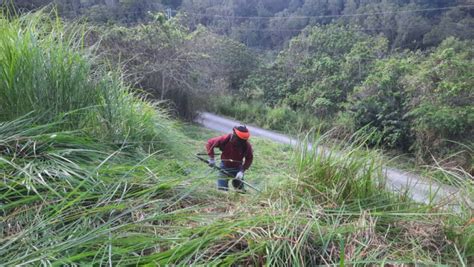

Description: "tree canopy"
9 0 474 50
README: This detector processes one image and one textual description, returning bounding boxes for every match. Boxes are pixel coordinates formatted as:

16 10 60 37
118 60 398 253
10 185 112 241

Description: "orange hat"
233 126 250 140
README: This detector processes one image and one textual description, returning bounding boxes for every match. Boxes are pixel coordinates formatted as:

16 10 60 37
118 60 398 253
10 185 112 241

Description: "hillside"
1 11 473 265
12 0 474 50
6 1 473 171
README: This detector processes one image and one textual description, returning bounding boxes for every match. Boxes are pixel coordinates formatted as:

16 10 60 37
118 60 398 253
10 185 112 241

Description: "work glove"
235 171 244 180
208 158 216 167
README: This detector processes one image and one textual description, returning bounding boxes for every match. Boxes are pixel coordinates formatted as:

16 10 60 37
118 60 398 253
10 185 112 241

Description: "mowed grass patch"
180 124 293 192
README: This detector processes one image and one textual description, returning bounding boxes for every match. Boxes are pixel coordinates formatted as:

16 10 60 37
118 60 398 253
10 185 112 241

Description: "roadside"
179 123 474 265
195 112 473 208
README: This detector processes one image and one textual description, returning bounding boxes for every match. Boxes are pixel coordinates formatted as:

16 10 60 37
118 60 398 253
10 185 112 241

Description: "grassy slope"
0 10 472 266
161 125 474 266
2 121 473 265
0 121 473 265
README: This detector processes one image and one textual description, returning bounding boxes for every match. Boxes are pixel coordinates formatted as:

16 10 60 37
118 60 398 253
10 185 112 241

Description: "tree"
423 6 474 47
243 25 388 117
96 14 256 118
349 55 417 149
97 15 206 118
392 3 432 50
404 37 474 163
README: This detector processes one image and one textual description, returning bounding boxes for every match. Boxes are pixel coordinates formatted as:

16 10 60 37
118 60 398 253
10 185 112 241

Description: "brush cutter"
195 153 262 193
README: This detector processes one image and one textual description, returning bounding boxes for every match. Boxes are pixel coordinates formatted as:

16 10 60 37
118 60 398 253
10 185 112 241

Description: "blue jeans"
217 163 244 191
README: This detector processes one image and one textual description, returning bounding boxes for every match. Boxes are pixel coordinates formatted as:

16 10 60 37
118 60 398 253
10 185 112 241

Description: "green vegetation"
5 120 472 265
214 24 473 172
0 10 181 152
1 6 473 266
94 17 255 119
9 1 472 172
13 0 474 50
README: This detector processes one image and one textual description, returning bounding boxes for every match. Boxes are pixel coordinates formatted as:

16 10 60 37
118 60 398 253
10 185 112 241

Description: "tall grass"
0 10 202 265
291 131 388 206
1 118 471 265
0 10 180 152
0 122 266 265
0 10 191 264
0 114 209 265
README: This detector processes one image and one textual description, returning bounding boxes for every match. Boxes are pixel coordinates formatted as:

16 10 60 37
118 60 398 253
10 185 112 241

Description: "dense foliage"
221 25 473 168
93 14 256 118
10 0 474 50
6 0 473 168
181 0 474 50
405 38 474 162
243 25 388 116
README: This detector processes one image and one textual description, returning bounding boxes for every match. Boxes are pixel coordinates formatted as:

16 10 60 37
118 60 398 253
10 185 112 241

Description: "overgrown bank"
1 11 473 266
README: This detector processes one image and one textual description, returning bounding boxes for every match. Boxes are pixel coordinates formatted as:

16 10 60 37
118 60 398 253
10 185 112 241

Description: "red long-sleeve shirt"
206 134 253 171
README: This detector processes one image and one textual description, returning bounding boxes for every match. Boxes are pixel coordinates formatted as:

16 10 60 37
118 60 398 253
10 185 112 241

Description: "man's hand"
208 158 216 167
235 171 244 180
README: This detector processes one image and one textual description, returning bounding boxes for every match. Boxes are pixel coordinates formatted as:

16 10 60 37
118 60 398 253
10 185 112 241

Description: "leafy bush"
349 55 417 149
242 24 388 118
235 29 471 169
404 38 474 163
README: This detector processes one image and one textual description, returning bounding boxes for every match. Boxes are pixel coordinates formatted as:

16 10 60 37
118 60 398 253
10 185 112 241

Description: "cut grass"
175 124 473 265
1 119 472 265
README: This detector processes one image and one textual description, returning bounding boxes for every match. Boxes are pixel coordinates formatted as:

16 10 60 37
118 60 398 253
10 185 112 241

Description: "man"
206 126 253 191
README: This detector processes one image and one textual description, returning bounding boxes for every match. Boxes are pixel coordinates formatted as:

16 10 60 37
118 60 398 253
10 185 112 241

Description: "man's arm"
242 143 253 171
206 135 226 159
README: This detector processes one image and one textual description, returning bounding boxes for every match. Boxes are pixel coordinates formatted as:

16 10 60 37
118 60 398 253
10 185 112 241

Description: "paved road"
196 112 471 207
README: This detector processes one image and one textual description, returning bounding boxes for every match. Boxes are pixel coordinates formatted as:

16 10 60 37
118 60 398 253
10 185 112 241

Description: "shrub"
349 55 417 149
241 25 388 117
404 38 474 163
